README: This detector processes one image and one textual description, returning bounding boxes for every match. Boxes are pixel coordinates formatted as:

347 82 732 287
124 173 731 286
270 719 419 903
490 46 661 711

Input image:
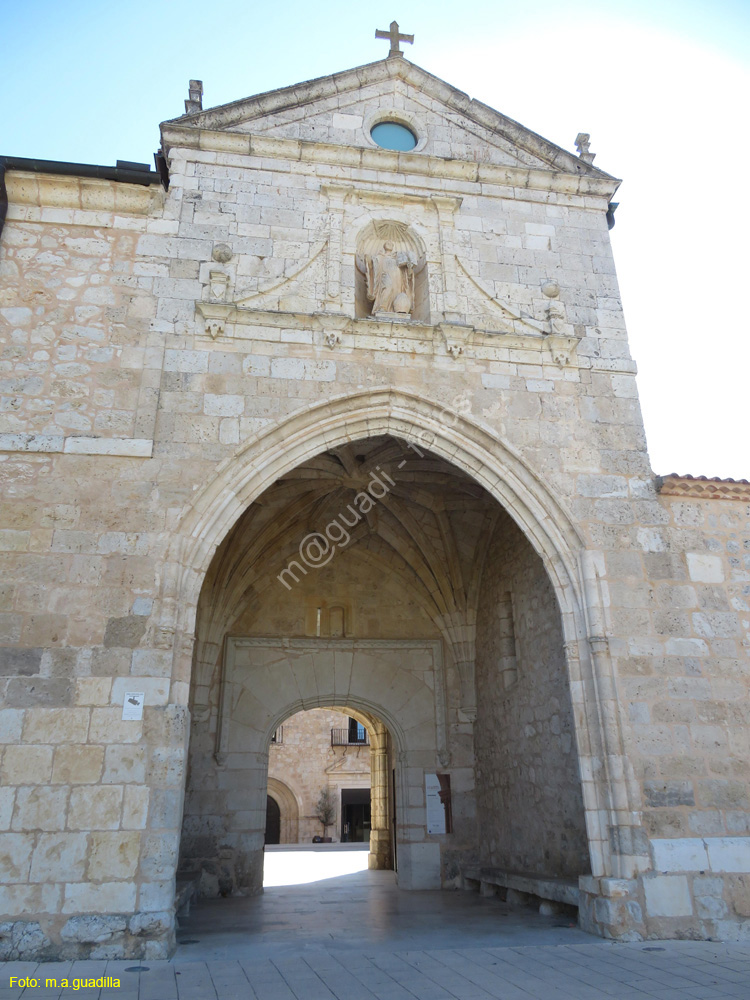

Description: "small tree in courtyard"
315 787 336 839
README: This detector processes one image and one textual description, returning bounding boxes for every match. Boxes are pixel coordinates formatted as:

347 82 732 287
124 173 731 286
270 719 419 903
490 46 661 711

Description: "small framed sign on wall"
122 692 145 721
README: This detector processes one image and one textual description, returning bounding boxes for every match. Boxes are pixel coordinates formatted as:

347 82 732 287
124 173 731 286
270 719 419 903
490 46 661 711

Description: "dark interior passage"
265 796 281 845
341 788 371 842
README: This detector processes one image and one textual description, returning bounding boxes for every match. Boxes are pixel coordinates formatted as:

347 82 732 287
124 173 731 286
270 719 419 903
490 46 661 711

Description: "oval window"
370 121 417 152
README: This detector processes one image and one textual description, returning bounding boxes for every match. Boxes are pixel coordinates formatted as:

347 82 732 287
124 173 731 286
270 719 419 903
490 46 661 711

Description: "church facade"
0 45 749 959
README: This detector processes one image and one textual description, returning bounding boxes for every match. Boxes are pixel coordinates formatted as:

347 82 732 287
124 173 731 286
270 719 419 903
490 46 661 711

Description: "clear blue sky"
4 0 749 477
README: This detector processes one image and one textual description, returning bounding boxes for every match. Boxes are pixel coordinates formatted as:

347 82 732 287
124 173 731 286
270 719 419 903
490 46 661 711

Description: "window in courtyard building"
348 717 367 744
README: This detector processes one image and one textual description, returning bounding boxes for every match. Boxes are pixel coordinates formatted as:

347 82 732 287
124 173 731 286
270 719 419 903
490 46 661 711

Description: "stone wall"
475 510 590 878
583 485 750 940
1 55 748 957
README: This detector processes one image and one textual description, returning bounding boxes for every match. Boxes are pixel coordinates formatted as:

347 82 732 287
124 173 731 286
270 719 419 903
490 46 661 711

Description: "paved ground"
3 849 749 999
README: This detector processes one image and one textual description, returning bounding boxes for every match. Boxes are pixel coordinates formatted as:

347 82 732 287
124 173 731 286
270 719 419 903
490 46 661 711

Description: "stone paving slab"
3 942 750 1000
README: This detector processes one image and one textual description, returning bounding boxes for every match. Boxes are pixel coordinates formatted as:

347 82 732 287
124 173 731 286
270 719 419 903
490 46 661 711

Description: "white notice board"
122 692 145 721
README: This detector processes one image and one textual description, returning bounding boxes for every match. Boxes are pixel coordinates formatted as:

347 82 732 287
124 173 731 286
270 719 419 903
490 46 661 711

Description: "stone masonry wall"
588 490 750 939
475 510 590 878
0 59 748 955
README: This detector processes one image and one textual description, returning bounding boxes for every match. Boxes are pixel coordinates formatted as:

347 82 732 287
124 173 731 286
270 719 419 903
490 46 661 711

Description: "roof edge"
656 473 750 501
162 57 616 182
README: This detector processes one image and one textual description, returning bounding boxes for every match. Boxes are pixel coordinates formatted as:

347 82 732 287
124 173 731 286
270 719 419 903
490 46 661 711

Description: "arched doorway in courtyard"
265 776 300 845
264 796 280 845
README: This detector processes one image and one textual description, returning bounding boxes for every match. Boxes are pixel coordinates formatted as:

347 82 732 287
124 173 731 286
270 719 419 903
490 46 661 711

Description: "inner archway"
265 706 391 863
178 432 593 907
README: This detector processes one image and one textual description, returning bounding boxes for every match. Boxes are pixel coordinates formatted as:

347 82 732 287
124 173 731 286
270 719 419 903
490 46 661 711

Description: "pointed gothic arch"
163 387 641 883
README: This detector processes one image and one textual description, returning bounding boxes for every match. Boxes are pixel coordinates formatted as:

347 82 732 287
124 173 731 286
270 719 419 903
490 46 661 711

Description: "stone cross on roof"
375 20 414 58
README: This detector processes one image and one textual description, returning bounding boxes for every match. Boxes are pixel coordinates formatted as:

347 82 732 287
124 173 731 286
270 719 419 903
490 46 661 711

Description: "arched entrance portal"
265 777 300 844
178 431 596 900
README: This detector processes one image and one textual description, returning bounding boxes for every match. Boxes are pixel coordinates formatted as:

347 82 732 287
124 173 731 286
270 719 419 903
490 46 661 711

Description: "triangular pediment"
164 58 613 178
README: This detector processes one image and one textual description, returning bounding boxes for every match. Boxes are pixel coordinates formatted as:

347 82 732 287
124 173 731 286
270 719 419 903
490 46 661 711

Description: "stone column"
368 723 392 869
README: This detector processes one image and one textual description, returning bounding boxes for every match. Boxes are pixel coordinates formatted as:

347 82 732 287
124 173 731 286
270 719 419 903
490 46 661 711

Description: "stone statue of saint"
363 241 415 316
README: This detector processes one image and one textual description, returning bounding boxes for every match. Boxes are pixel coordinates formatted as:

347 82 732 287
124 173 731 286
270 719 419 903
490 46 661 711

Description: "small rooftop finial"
575 132 596 164
375 20 414 58
185 80 203 115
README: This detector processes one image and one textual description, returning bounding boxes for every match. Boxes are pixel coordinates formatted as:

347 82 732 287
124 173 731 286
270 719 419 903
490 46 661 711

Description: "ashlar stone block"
68 786 123 831
51 745 104 784
22 708 89 744
89 708 142 744
687 553 724 583
2 745 53 784
102 745 146 784
0 833 34 882
651 837 709 872
88 831 140 880
121 785 149 830
706 838 750 874
29 832 88 882
74 677 112 706
0 789 14 831
643 874 693 917
12 787 69 832
62 881 136 914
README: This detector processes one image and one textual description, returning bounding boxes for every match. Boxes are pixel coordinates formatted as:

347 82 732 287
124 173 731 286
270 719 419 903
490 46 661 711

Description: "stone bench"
461 865 580 913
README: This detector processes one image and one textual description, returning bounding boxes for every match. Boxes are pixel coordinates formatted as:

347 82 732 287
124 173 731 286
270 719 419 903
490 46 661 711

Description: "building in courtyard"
265 708 372 846
0 30 748 959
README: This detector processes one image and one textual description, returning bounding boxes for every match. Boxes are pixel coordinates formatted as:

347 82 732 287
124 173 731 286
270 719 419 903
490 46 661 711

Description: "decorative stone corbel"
545 335 577 368
438 322 472 359
196 301 231 339
316 314 351 350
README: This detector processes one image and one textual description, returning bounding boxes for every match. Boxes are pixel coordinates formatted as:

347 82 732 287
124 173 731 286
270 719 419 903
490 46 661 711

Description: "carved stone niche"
355 220 428 322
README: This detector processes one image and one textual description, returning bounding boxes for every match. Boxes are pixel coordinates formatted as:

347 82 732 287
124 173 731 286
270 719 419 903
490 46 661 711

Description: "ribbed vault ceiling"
198 435 501 638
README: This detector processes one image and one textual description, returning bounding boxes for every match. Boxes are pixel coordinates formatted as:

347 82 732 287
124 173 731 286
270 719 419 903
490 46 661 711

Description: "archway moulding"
265 776 300 845
172 386 585 617
163 386 639 880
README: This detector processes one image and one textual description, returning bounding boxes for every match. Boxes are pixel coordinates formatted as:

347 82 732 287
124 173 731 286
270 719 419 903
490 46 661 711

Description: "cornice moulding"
195 301 583 367
5 171 163 215
161 127 620 201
